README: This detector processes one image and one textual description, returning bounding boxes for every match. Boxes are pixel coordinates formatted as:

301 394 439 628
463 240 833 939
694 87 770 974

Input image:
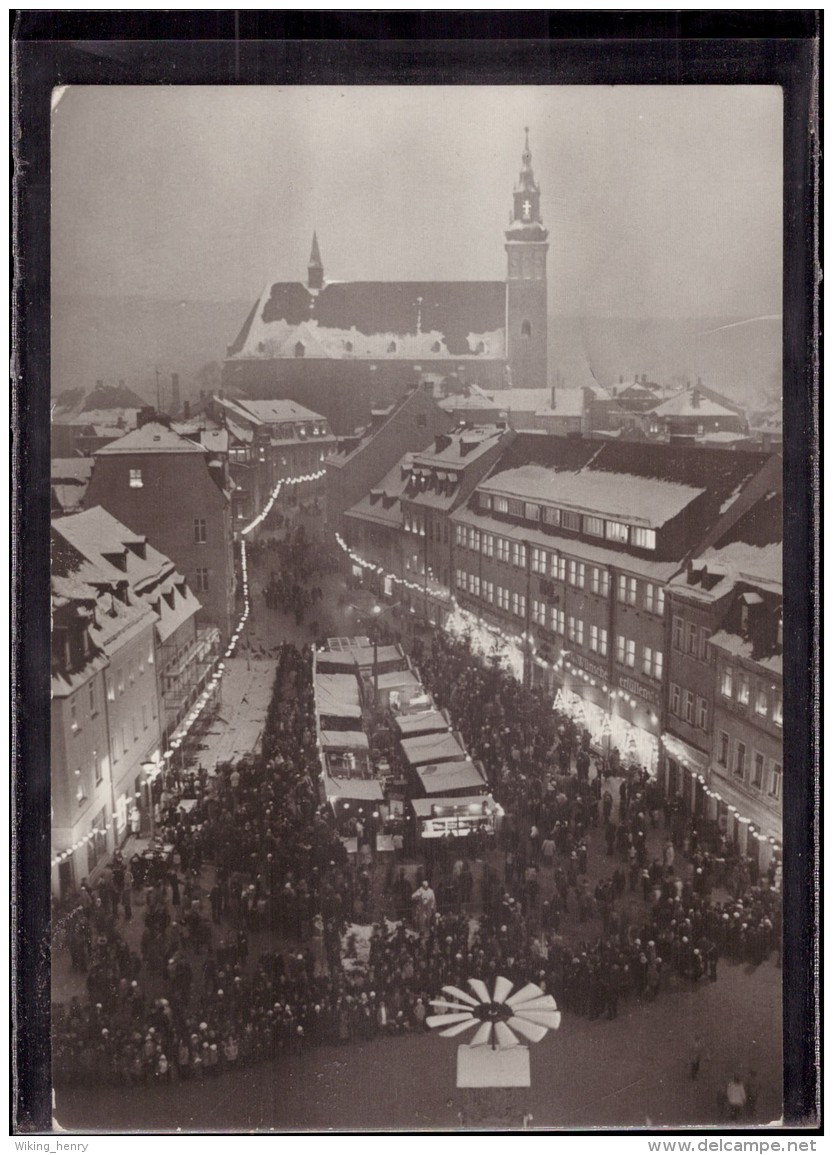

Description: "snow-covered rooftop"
94 422 206 455
479 463 705 528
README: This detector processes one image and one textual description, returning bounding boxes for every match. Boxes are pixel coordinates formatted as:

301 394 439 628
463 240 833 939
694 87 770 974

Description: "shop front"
443 603 525 683
553 665 660 777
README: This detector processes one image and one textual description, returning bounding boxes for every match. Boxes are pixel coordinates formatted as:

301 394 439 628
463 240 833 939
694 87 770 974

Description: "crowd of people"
53 630 779 1106
254 523 336 629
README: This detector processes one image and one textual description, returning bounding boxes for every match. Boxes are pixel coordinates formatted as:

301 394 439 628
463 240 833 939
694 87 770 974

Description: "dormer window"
294 341 306 358
431 341 441 353
344 341 353 352
387 341 397 354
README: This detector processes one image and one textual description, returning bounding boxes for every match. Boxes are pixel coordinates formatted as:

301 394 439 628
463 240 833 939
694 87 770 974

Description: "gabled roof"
233 398 327 424
94 422 206 455
345 459 410 528
228 280 507 361
651 391 739 419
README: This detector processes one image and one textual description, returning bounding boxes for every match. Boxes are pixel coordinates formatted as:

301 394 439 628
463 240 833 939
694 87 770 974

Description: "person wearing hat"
411 881 436 933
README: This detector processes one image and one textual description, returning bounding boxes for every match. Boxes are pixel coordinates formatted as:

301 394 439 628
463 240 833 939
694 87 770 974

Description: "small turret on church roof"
308 231 324 290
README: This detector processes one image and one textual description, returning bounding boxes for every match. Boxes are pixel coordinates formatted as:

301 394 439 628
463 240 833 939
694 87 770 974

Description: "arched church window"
387 340 397 354
431 341 441 353
294 341 306 358
344 340 353 352
521 320 532 338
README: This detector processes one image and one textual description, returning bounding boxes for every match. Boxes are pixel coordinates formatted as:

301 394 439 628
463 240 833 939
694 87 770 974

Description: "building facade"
223 135 550 432
84 422 236 640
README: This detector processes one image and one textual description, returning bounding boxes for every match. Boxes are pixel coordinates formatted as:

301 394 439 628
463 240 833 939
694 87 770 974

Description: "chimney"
619 374 624 384
692 389 701 409
697 376 703 387
96 379 104 389
551 385 556 409
434 433 452 453
170 373 181 416
641 373 647 385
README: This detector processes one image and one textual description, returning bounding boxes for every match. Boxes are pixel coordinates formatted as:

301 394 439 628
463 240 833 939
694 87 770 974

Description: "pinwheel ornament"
427 977 561 1050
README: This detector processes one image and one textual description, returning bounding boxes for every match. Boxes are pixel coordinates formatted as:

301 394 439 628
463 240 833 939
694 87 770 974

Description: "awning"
410 793 497 818
416 760 486 795
374 669 421 692
324 775 385 802
401 731 467 767
395 709 450 737
315 672 362 719
320 730 369 750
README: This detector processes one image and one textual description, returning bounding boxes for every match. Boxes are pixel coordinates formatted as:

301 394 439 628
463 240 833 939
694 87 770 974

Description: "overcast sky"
51 85 782 318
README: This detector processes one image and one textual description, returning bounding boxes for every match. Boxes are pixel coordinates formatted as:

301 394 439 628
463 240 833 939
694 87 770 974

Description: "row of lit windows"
668 682 709 730
720 666 782 725
672 616 711 659
716 732 782 799
110 699 158 766
478 494 658 551
455 571 526 617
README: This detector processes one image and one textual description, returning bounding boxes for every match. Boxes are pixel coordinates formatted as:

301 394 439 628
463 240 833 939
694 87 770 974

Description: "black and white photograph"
13 21 819 1138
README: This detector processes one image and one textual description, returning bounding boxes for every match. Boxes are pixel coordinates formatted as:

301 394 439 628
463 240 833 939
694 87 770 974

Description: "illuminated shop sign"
617 676 660 708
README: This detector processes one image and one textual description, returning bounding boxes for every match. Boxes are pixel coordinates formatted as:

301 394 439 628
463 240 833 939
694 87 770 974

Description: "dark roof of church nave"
227 280 507 361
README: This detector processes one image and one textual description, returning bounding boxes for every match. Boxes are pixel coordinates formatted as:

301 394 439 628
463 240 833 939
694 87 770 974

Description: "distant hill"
51 294 781 415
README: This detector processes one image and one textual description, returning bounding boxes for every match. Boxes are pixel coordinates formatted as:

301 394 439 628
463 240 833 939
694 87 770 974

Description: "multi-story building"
84 421 236 640
663 485 782 866
343 425 514 620
447 435 775 774
53 506 213 743
649 385 748 443
326 386 453 534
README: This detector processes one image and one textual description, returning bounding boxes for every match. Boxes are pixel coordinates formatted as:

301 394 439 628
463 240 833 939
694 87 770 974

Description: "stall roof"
319 730 369 750
395 709 450 737
416 761 487 795
411 793 496 817
375 669 422 692
400 731 467 767
323 775 384 801
315 672 362 718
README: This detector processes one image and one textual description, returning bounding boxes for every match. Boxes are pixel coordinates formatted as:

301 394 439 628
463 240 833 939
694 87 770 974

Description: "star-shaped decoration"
427 977 561 1049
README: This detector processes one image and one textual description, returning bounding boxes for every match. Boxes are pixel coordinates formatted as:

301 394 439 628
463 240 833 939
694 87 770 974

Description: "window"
416 413 427 429
683 690 695 724
521 320 532 338
531 547 548 575
616 636 635 668
672 615 685 651
524 502 541 522
598 627 609 656
481 533 494 558
482 580 494 604
642 647 663 680
583 516 604 537
512 542 527 569
468 527 481 552
568 560 585 588
697 697 708 731
128 661 135 686
294 341 305 358
591 566 610 597
751 751 765 789
194 518 207 544
699 626 711 661
551 607 565 635
605 520 629 544
717 730 729 766
670 682 681 716
496 538 510 564
686 623 698 655
533 599 547 626
142 704 148 731
496 586 510 611
568 616 584 646
773 691 782 727
455 525 465 547
94 751 102 786
88 683 96 715
631 527 657 550
720 666 734 698
117 668 124 696
511 592 526 618
195 568 210 592
617 575 637 604
734 741 747 780
737 674 750 706
470 574 480 598
106 675 115 703
644 583 665 615
129 468 143 488
542 506 561 528
70 699 79 733
550 554 566 582
768 761 782 799
561 510 581 532
493 496 509 514
455 569 465 590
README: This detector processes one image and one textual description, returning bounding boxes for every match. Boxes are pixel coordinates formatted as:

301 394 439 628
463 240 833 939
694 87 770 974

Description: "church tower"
307 231 324 290
505 129 549 388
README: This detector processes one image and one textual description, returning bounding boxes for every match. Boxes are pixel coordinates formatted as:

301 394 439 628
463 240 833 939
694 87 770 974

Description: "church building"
223 132 549 433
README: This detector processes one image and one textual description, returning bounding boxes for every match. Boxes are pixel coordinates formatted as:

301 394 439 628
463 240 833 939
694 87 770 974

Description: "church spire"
510 128 544 227
307 231 323 290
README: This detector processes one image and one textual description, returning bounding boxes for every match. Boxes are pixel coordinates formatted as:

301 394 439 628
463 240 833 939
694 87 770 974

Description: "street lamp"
141 760 156 841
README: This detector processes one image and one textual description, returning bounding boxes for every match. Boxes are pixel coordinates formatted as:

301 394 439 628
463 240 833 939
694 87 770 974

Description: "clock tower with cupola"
505 129 549 388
